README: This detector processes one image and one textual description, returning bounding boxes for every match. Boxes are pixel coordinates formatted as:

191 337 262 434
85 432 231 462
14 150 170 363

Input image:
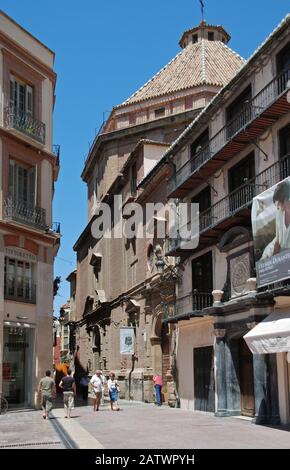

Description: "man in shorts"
90 370 102 412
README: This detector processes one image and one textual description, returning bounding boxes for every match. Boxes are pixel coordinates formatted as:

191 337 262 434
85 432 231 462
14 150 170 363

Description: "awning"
244 311 290 354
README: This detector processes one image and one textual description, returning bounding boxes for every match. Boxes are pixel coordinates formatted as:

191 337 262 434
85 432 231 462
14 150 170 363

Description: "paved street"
1 401 289 449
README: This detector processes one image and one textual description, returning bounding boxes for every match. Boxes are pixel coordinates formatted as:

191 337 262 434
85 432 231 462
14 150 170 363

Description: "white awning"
244 311 290 354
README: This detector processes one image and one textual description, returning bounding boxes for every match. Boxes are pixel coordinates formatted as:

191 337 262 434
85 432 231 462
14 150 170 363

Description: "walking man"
90 370 102 412
59 369 76 418
38 370 56 419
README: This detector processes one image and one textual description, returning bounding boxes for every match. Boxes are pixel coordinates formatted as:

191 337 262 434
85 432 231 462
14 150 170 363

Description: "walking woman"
107 372 120 411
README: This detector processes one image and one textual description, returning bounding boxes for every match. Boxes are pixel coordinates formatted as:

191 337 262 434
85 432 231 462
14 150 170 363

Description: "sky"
1 0 289 315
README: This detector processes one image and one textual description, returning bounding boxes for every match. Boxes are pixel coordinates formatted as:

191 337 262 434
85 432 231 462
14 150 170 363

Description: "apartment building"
162 15 290 424
72 21 244 401
0 11 60 408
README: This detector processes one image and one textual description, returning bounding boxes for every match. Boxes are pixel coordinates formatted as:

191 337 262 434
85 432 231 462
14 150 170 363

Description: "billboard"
120 327 134 355
252 176 290 287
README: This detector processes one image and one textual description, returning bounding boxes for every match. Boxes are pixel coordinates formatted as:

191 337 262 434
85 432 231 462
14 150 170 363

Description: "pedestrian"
59 369 76 418
38 370 56 420
90 370 103 411
80 374 90 401
100 370 107 405
107 372 120 411
153 373 163 406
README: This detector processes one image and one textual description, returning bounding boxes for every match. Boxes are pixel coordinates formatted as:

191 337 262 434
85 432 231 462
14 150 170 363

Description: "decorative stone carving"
230 253 250 297
217 226 251 253
212 290 224 305
213 329 226 338
246 277 257 292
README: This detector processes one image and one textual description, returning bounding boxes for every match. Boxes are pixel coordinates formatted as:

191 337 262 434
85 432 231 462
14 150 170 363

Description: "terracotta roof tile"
117 39 244 108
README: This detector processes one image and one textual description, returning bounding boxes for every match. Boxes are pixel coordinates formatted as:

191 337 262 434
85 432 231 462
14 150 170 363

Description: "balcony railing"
4 197 46 229
169 67 290 194
167 154 290 254
192 291 213 310
53 144 60 166
4 105 46 144
4 284 36 304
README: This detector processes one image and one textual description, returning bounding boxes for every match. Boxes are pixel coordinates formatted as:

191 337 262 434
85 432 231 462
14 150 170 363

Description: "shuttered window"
9 160 36 206
4 257 33 301
10 75 33 115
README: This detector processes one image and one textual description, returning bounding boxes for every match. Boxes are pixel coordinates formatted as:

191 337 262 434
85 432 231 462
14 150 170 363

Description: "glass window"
10 75 34 115
4 257 34 302
9 160 36 207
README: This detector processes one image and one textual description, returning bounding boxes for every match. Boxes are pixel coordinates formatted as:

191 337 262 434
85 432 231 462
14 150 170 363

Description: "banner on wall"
120 327 134 355
252 176 290 287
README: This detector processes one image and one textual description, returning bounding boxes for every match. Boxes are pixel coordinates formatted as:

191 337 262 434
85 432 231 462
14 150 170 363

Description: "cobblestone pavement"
0 409 66 449
58 400 290 449
1 401 290 449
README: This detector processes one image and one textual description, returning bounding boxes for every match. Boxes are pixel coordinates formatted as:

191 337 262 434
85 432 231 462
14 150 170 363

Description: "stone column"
268 353 280 425
252 353 268 424
214 329 227 417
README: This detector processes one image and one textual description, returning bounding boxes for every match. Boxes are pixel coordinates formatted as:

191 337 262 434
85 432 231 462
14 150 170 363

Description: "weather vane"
199 0 205 20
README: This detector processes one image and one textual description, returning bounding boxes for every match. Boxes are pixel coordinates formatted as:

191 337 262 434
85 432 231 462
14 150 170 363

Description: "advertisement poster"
252 176 290 287
120 327 134 355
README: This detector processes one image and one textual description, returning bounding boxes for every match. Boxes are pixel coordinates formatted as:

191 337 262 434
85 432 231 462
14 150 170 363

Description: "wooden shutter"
28 166 36 206
9 161 16 199
9 78 16 109
26 85 33 116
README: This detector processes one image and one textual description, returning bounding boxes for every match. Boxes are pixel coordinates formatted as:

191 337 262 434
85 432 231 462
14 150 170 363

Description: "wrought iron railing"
50 222 61 234
4 105 46 144
4 284 36 304
192 291 213 310
3 197 46 229
53 145 60 166
169 67 290 194
166 154 290 253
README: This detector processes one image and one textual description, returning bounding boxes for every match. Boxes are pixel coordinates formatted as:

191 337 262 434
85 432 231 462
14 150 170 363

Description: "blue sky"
1 0 289 315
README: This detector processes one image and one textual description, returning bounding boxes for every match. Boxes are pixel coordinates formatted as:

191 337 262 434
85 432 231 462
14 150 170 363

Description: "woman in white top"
107 372 120 411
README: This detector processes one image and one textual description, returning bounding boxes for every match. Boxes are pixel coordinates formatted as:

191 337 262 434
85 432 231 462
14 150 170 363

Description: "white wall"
143 144 169 177
176 317 214 410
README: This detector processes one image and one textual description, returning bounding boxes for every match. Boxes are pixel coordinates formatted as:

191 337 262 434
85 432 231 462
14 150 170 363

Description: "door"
228 153 255 212
192 187 211 231
2 326 34 408
239 338 255 417
192 251 213 310
194 346 215 412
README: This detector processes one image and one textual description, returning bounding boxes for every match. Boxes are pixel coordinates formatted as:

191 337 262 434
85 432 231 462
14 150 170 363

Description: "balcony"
4 105 45 145
166 155 290 256
4 284 36 304
168 68 290 198
192 291 213 310
53 144 60 166
3 197 46 230
163 291 212 323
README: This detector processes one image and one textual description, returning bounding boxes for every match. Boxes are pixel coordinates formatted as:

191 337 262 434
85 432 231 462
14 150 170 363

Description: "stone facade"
72 21 243 404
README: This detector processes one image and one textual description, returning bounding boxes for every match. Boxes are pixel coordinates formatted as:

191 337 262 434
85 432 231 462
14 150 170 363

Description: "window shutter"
28 166 36 206
26 85 33 116
9 77 16 109
9 161 15 199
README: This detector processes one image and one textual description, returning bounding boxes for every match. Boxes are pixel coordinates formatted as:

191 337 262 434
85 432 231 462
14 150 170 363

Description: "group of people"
38 369 123 419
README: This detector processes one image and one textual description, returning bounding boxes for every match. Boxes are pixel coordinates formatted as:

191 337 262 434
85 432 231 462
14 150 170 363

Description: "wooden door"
194 346 215 412
239 338 255 417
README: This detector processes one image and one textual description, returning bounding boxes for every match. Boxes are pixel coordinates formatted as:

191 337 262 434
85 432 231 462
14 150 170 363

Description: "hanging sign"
120 327 134 355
